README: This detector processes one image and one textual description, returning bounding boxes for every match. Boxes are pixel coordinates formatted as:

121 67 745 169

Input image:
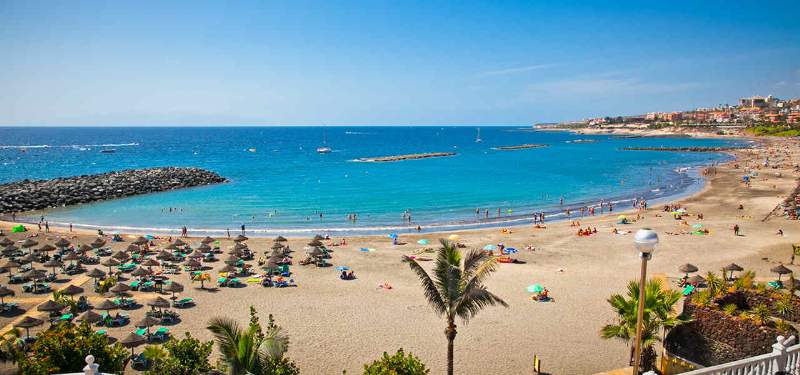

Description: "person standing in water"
241 224 246 235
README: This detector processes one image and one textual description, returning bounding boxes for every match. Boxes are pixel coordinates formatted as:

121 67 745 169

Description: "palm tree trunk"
445 319 457 375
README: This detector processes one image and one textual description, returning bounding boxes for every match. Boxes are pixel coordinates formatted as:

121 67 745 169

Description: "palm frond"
403 256 447 316
455 287 508 322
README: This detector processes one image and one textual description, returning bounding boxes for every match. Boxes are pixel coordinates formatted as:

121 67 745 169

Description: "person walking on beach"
226 228 230 238
69 223 73 232
45 221 49 233
241 224 246 235
733 224 740 236
10 212 15 222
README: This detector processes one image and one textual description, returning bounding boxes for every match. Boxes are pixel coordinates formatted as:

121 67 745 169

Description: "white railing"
681 335 800 375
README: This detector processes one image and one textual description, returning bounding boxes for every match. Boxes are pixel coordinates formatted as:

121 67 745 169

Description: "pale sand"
1 137 799 374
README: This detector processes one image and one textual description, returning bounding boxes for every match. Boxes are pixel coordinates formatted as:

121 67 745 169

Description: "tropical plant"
750 303 772 326
601 279 689 373
145 332 214 375
733 270 756 291
722 304 738 315
17 321 127 375
0 328 24 363
363 348 429 375
193 273 211 289
773 294 796 319
52 290 77 315
403 239 508 375
692 289 712 307
775 319 793 333
207 307 298 375
705 271 725 297
755 282 768 294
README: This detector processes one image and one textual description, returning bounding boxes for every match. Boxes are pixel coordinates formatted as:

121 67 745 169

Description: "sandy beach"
1 137 799 375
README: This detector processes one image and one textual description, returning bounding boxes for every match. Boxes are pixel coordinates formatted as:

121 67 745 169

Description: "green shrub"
363 348 429 375
18 322 127 375
722 304 737 315
145 332 214 375
751 303 772 325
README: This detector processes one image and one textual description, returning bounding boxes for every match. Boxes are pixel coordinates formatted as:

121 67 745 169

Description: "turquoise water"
0 127 744 236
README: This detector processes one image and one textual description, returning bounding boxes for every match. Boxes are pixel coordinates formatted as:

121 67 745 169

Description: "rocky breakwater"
0 167 227 213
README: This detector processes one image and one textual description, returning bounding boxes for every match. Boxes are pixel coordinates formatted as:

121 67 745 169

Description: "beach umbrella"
43 259 62 275
723 263 744 280
101 258 121 273
274 235 288 242
23 269 46 281
109 282 130 294
15 316 43 338
233 242 248 251
54 238 71 248
184 259 201 269
448 234 460 241
687 275 706 285
136 316 160 336
1 245 18 256
387 233 398 239
503 247 518 254
336 266 350 271
61 284 84 298
527 284 544 293
21 238 38 249
37 300 63 313
271 242 284 250
133 236 148 245
308 247 324 258
148 296 171 309
112 251 130 261
219 264 238 273
20 252 37 264
227 248 243 257
678 263 699 278
0 286 15 305
197 243 211 252
164 243 179 251
62 252 80 265
95 299 119 313
141 258 160 268
120 332 147 355
0 238 12 247
86 268 107 285
76 309 102 324
270 248 285 258
483 244 497 251
126 244 141 253
233 235 248 242
201 236 215 244
156 250 173 261
223 255 241 265
78 244 93 253
173 238 186 247
189 250 205 259
163 281 184 299
38 244 56 253
308 239 323 248
692 223 704 230
91 238 106 249
417 239 429 245
1 260 20 272
131 267 151 277
771 264 793 281
313 234 325 240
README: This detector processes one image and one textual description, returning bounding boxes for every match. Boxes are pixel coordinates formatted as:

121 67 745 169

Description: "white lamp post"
632 228 658 374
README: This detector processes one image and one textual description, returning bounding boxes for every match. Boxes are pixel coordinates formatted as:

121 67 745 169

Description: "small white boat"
475 128 482 143
247 148 257 153
316 147 332 154
317 128 332 153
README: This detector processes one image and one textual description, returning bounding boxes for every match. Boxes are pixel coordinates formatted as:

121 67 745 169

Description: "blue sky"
1 1 799 126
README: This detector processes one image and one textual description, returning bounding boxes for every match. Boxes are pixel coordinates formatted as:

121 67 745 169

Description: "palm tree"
403 239 508 375
601 279 687 373
206 308 290 375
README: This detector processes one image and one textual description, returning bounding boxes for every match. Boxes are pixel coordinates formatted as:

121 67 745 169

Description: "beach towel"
682 285 695 296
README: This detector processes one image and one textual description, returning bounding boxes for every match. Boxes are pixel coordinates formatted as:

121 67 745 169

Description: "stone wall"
0 167 227 213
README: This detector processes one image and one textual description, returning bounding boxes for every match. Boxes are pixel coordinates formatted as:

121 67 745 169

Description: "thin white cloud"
480 64 558 77
521 74 702 101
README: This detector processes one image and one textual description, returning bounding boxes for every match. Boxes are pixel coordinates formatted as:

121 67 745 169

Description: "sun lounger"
173 297 194 308
768 281 784 289
58 313 74 322
152 327 170 341
135 328 147 336
95 329 107 335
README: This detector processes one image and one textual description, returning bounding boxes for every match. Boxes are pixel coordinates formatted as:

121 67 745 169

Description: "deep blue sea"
0 127 745 236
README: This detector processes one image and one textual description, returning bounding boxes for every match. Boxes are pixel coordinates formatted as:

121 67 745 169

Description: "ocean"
0 126 745 236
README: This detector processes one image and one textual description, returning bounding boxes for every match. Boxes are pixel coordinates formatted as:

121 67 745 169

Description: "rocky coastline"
0 167 227 213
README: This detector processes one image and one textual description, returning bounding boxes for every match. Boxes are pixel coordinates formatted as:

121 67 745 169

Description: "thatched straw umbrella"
61 284 84 299
109 282 130 295
126 244 140 253
196 243 211 253
0 238 13 247
101 258 121 274
163 281 184 300
76 309 102 324
37 300 64 318
308 247 323 259
771 264 793 281
678 263 698 278
0 286 15 305
723 263 744 280
135 316 160 336
120 332 146 355
164 243 179 251
687 274 706 285
95 299 119 316
112 251 130 261
156 250 173 261
2 260 20 279
62 252 80 267
77 244 93 253
90 238 106 249
20 253 37 265
148 296 171 309
184 259 201 269
223 255 241 265
54 238 71 249
233 235 248 243
15 316 43 338
42 259 63 276
1 245 17 256
21 238 38 250
271 242 285 251
141 258 160 270
219 264 238 274
133 236 149 246
228 248 244 257
188 250 205 259
131 267 151 277
87 268 107 285
274 235 288 242
38 244 56 254
201 236 215 244
308 239 323 248
313 234 324 241
173 238 186 247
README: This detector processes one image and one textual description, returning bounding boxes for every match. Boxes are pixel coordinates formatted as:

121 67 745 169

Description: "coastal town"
544 95 800 136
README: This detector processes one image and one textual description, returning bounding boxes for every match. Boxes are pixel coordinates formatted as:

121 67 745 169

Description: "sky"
1 0 799 126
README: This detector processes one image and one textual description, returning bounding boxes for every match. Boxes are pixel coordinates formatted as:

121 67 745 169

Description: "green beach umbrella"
527 284 544 293
417 239 429 245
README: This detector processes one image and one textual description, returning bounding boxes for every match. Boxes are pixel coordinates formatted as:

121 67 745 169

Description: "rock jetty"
622 146 744 152
353 152 456 162
0 167 227 213
492 144 549 151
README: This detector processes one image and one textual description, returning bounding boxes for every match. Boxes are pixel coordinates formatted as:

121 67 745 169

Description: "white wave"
0 142 139 149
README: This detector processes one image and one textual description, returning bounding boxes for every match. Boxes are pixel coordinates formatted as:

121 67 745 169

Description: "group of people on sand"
340 270 356 280
576 227 598 236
